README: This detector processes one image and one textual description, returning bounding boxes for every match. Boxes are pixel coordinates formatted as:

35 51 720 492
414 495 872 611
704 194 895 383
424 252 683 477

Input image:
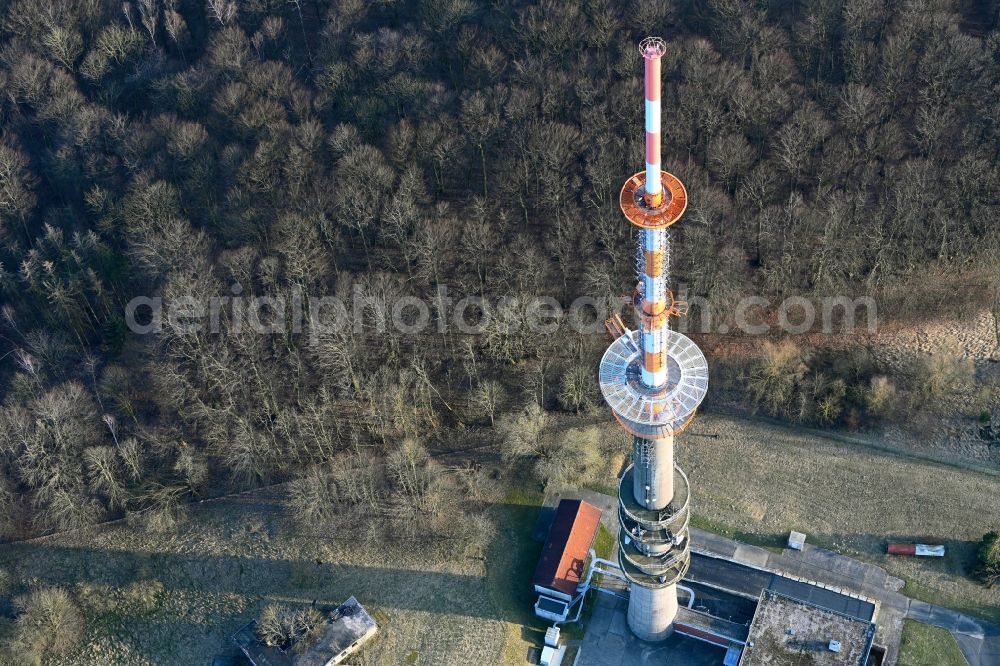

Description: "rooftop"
532 499 602 597
233 597 377 666
740 591 875 666
675 606 750 645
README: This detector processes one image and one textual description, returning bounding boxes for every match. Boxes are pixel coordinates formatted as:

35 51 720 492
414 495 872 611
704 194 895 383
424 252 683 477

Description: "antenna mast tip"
640 36 666 59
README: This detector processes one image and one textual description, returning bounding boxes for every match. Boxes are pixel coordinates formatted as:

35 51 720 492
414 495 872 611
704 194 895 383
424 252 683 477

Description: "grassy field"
580 412 1000 623
3 410 998 664
0 486 545 666
689 413 1000 623
897 620 968 666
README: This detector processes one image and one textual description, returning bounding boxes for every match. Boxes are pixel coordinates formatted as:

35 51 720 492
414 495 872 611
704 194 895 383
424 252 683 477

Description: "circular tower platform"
598 329 708 439
620 171 688 229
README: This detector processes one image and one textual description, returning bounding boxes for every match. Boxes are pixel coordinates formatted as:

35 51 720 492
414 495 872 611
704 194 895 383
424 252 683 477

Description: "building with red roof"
532 499 602 621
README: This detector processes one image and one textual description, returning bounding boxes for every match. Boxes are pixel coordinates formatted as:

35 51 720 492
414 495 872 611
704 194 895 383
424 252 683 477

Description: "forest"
0 0 997 542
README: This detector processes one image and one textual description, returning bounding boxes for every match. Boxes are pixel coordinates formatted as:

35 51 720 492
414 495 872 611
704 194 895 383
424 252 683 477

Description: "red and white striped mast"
643 37 664 210
640 37 668 389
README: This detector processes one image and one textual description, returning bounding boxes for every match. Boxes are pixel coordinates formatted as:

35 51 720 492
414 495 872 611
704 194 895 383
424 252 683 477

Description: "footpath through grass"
896 620 968 666
898 575 1000 626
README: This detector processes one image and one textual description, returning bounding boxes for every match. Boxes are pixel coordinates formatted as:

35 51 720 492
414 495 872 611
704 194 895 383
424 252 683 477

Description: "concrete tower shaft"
631 434 673 510
628 585 679 642
598 36 708 643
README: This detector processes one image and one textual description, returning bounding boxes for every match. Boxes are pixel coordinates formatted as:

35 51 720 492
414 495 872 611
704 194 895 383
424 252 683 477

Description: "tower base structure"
627 583 679 642
617 456 692 641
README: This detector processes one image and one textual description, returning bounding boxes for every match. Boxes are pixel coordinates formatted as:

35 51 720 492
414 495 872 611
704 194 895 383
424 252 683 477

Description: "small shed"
233 597 378 666
532 499 602 621
787 531 806 551
540 645 567 666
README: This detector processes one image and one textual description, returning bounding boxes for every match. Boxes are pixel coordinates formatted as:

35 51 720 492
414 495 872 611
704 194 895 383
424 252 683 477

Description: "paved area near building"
688 552 876 621
575 592 728 666
557 491 1000 666
907 600 1000 666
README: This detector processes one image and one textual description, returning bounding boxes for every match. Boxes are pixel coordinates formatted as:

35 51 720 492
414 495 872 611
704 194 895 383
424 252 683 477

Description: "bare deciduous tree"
498 403 548 462
206 0 237 26
471 379 505 426
0 141 37 239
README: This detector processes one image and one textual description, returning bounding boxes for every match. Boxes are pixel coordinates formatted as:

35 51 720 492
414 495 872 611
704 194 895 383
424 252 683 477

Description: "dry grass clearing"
581 412 1000 622
3 410 997 664
0 487 543 665
687 413 1000 621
